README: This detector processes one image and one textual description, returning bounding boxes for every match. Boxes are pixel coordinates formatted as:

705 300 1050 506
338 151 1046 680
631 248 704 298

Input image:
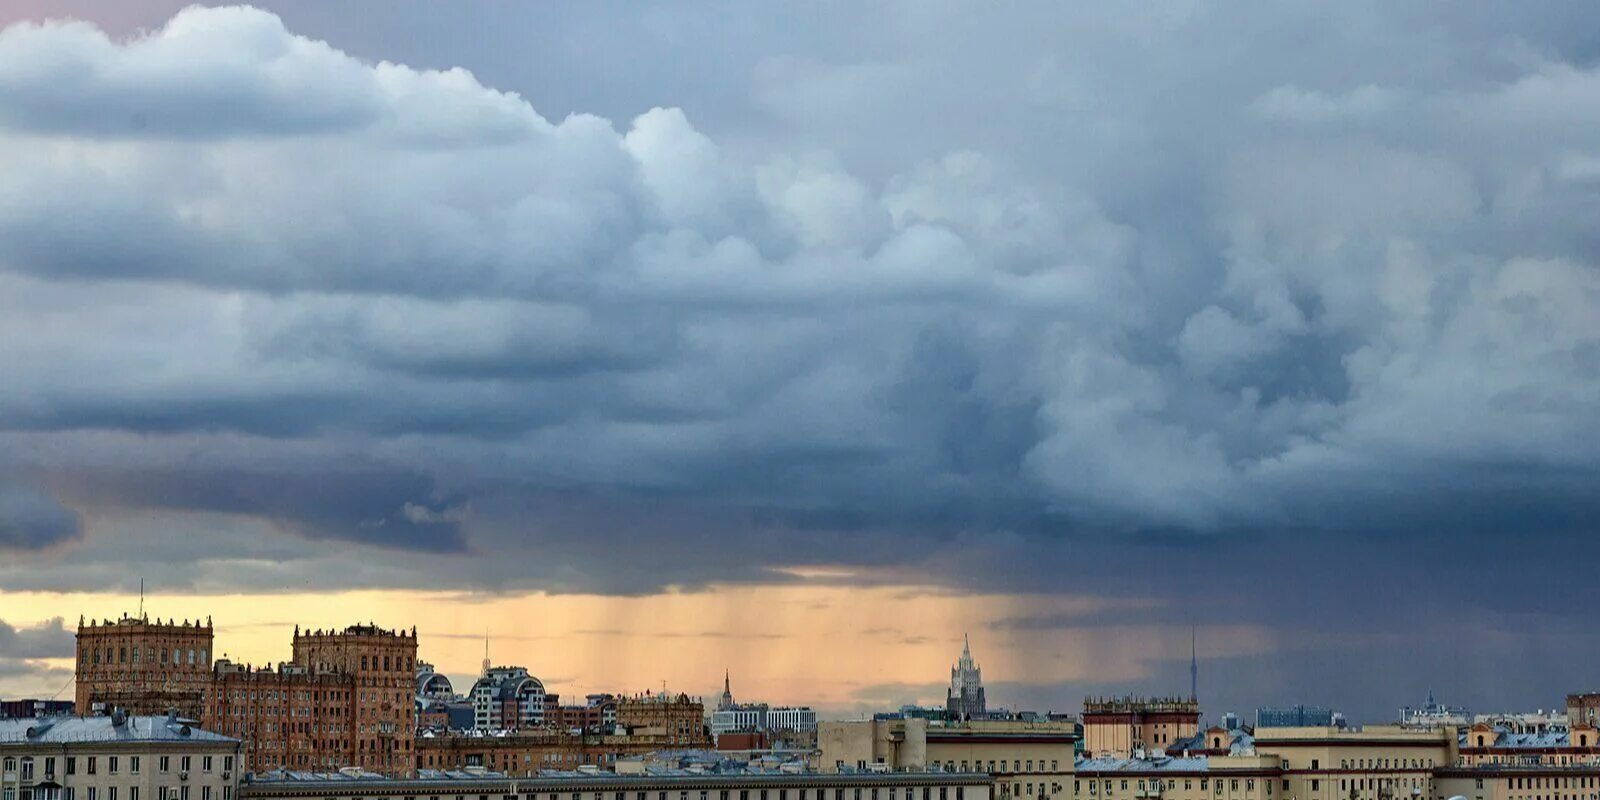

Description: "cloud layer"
0 3 1595 636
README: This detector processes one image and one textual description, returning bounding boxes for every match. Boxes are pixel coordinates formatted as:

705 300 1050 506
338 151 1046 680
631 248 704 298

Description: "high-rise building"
74 615 214 719
206 660 354 773
469 666 546 731
947 635 987 720
1255 705 1337 728
290 624 418 776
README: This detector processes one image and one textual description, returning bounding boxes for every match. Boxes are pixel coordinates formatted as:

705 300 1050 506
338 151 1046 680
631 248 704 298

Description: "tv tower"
1189 625 1198 701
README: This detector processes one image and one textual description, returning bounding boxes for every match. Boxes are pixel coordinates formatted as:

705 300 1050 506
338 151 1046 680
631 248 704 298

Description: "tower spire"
1189 625 1198 702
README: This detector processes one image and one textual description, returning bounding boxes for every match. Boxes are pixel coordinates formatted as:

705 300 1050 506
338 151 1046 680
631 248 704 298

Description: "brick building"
205 660 355 773
415 729 695 775
615 692 708 746
290 624 417 777
75 615 214 719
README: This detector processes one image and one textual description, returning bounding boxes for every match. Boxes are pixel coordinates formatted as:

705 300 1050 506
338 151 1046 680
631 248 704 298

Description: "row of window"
84 649 208 667
929 761 1061 775
0 755 235 777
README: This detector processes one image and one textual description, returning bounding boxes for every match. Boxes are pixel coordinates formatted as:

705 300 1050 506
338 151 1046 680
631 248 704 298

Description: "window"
110 757 119 774
20 759 34 780
88 758 97 775
159 757 170 774
203 757 212 773
130 757 141 775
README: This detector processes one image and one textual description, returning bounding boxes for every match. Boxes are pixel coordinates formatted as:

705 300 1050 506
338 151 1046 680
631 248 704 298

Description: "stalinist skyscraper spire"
946 633 987 720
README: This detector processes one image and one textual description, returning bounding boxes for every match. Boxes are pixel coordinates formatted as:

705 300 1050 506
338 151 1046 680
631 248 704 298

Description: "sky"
0 2 1597 723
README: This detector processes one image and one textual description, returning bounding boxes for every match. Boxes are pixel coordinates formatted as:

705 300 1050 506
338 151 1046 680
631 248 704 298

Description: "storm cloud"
0 2 1596 715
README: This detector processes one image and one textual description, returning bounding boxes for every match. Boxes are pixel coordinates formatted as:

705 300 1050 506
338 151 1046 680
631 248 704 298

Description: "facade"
1082 699 1200 759
711 708 818 739
948 639 987 721
1458 723 1600 767
1568 697 1600 730
0 713 241 800
820 719 1077 800
1249 725 1454 800
1434 765 1600 800
1256 708 1336 729
240 768 995 800
1074 755 1281 800
469 668 546 732
0 702 74 720
547 696 619 733
615 695 707 747
75 616 214 719
204 661 354 774
414 664 454 705
289 625 418 777
414 730 678 774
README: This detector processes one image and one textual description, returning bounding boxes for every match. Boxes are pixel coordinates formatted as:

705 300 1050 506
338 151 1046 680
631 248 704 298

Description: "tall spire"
718 668 735 710
1189 626 1198 702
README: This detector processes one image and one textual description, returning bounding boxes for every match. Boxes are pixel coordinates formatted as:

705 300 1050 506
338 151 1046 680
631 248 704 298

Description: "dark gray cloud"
0 481 81 550
0 617 74 691
0 617 73 660
0 2 1596 707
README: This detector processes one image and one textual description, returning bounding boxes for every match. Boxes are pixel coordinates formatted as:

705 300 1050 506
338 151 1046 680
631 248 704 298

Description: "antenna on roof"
139 577 145 620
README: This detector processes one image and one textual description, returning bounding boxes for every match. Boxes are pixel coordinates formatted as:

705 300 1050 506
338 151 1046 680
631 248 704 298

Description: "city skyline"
1 1 1598 728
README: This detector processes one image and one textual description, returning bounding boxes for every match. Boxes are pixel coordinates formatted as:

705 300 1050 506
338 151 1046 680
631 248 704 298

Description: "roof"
1459 728 1573 749
1076 756 1213 774
0 716 238 746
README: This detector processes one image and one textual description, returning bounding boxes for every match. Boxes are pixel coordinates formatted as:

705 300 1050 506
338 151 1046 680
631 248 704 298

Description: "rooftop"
0 715 237 745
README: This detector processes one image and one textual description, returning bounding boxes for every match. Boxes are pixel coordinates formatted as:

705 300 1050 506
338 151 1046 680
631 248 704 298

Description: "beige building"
1251 725 1455 800
239 769 996 800
1074 755 1282 800
1434 765 1600 800
819 719 1077 800
1082 700 1200 759
1457 724 1600 767
0 713 241 800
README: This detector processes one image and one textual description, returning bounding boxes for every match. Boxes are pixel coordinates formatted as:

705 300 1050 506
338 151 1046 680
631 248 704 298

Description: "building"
240 766 995 800
288 624 418 777
546 695 618 733
820 718 1077 800
1400 691 1470 730
469 668 546 732
75 616 214 719
414 663 454 704
1250 724 1455 800
0 701 74 720
1074 754 1282 800
616 694 708 747
1567 695 1600 729
414 729 679 774
1082 698 1200 759
948 638 987 721
1458 722 1600 766
708 675 816 745
204 660 354 774
1256 707 1337 729
1434 763 1600 800
0 711 241 800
